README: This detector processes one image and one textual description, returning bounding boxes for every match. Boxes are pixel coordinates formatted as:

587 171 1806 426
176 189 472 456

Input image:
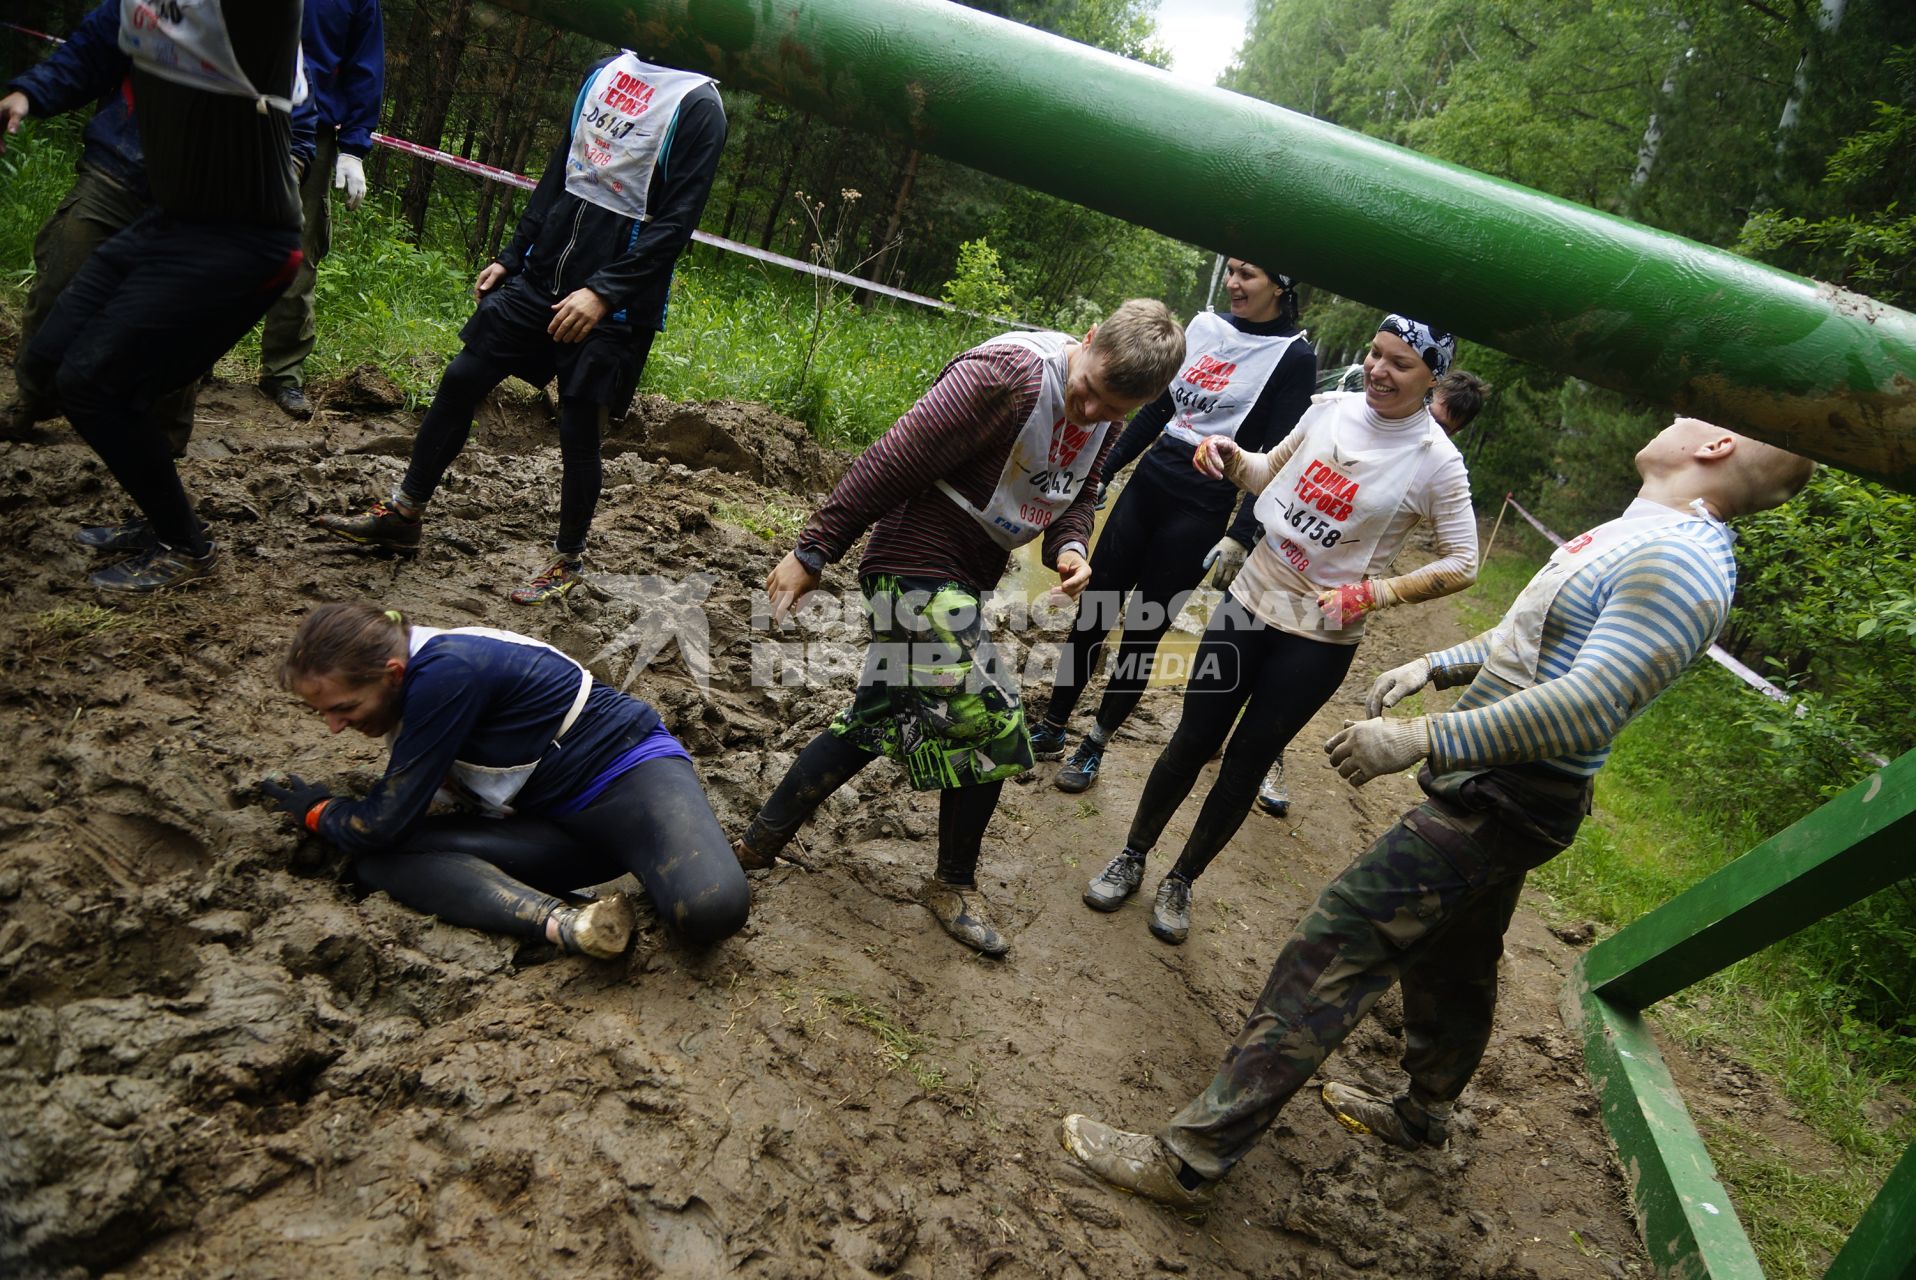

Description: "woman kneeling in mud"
262 602 749 958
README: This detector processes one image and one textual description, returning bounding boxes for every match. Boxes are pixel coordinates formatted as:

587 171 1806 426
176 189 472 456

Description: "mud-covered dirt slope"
0 367 1660 1279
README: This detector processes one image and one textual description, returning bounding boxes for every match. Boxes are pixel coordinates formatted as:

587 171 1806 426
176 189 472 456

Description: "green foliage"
0 114 83 296
941 238 1016 320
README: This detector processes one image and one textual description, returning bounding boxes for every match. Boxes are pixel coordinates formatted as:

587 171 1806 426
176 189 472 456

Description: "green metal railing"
1562 748 1916 1278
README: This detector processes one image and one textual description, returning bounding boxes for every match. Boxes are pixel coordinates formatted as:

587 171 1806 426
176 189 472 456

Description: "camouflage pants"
830 574 1033 791
1164 764 1592 1179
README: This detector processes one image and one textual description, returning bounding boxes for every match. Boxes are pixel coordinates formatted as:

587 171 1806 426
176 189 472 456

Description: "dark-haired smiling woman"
262 603 749 958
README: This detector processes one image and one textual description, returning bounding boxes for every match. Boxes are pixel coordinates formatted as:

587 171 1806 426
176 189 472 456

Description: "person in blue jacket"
257 0 384 420
263 602 751 956
0 0 315 470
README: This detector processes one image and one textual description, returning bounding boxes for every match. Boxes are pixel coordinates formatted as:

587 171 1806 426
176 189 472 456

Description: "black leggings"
1045 468 1228 736
1126 594 1355 882
400 349 611 556
353 755 750 946
741 729 1004 885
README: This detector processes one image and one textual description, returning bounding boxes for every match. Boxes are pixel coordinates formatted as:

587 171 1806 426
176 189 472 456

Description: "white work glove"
1325 716 1430 787
334 152 367 210
1201 535 1249 590
1366 656 1432 718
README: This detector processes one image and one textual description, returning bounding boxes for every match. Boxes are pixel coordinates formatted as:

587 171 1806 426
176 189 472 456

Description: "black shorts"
461 274 655 410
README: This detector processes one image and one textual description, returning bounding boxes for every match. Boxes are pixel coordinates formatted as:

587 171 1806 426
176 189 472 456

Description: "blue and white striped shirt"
1425 507 1738 778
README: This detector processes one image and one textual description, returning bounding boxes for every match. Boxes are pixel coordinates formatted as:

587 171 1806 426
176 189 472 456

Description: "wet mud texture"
0 361 1836 1278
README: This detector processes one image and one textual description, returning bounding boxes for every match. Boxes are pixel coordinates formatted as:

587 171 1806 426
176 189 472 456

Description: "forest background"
2 0 1914 1271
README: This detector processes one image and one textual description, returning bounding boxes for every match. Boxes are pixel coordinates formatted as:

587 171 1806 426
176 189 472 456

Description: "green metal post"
1826 1138 1916 1280
490 0 1916 490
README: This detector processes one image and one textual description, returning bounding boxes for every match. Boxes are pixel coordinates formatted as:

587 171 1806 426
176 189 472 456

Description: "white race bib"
1162 310 1305 447
119 0 308 114
1252 393 1440 586
563 53 714 220
936 331 1112 550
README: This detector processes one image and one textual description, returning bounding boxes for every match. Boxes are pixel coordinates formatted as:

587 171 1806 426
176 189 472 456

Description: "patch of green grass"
714 497 807 544
817 988 949 1095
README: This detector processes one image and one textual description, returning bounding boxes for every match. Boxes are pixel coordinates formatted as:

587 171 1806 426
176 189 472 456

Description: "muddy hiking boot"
1256 755 1290 818
89 542 219 593
1054 739 1104 793
1028 719 1068 761
549 893 636 960
1319 1081 1451 1151
313 500 422 554
920 877 1010 957
1148 873 1192 945
1083 847 1146 911
511 557 585 606
264 382 314 420
74 517 159 554
1060 1114 1214 1209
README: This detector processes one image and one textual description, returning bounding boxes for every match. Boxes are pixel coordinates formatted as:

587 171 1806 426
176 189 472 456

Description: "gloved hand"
334 152 367 210
1325 717 1429 786
260 773 333 827
1201 535 1250 590
1366 655 1432 718
1317 577 1398 627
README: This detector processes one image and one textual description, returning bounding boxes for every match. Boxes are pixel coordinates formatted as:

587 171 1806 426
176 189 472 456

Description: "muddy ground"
0 363 1847 1278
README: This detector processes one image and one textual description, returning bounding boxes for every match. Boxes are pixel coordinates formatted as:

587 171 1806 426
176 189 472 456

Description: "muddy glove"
1317 578 1398 627
1201 535 1250 590
334 153 367 210
1366 656 1433 718
261 774 334 830
1325 717 1429 786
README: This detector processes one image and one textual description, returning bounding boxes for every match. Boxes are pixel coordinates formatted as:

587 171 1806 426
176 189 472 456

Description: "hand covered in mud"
1201 536 1248 590
1191 435 1240 480
1051 549 1092 602
260 773 333 824
765 551 822 626
1325 717 1429 786
1366 656 1432 718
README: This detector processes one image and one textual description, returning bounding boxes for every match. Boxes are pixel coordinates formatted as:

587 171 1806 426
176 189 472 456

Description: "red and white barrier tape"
2 20 64 44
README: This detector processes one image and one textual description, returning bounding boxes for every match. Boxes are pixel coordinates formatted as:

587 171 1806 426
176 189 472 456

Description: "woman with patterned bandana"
1082 316 1480 945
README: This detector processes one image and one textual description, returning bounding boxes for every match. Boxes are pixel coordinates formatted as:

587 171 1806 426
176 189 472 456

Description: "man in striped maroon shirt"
733 300 1185 956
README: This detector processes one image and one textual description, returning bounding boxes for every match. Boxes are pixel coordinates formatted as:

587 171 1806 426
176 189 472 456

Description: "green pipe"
495 0 1916 491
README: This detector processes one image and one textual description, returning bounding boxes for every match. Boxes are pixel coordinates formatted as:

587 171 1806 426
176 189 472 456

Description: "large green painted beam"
1561 985 1763 1280
488 0 1916 491
1578 747 1916 1010
1827 1137 1916 1280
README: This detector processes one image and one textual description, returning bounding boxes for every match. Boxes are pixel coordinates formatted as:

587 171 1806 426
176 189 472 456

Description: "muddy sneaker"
550 893 636 959
75 517 158 553
1028 720 1068 761
1148 874 1192 945
1083 847 1146 912
510 557 585 605
920 877 1010 957
1060 1114 1213 1209
1055 739 1104 793
1319 1081 1450 1151
265 383 314 420
89 541 219 593
1255 755 1290 817
313 501 422 554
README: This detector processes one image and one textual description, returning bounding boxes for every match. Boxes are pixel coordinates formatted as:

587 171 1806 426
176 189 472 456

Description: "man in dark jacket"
257 0 383 419
314 53 727 604
0 1 314 458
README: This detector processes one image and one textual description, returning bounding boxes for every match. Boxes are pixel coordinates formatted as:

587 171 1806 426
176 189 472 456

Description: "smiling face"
1065 342 1154 427
1362 330 1436 419
294 662 406 738
1223 259 1282 324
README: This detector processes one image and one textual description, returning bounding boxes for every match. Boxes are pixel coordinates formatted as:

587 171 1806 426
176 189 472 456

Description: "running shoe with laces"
1060 1114 1213 1209
89 541 219 593
1028 719 1068 761
510 557 585 605
920 877 1010 956
1148 873 1192 944
1082 847 1146 911
312 500 422 553
74 516 159 553
1054 738 1104 793
1319 1081 1451 1150
549 893 636 960
1255 754 1291 817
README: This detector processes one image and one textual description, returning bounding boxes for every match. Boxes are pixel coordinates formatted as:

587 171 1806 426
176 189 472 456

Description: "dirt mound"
319 363 408 414
0 365 1784 1278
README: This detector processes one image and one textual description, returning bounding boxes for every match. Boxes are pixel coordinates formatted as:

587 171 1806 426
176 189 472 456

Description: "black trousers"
23 210 301 552
1126 593 1356 881
354 755 751 946
1044 467 1229 735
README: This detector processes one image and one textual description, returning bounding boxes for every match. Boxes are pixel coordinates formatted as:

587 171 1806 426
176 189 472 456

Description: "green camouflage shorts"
830 574 1033 791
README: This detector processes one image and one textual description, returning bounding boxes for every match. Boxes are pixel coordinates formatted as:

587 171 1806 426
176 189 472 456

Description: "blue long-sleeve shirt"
316 631 664 857
302 0 383 154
